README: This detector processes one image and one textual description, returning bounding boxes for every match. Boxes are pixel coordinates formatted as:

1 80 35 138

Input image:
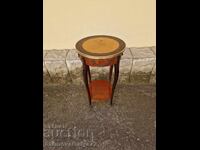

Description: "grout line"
65 49 73 82
129 47 134 59
128 48 134 82
148 61 156 83
150 46 156 56
43 60 53 82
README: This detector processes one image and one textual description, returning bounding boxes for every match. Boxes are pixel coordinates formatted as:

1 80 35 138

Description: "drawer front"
85 57 117 66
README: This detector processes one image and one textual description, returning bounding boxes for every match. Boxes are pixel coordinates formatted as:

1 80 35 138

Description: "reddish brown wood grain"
85 57 117 66
89 80 112 101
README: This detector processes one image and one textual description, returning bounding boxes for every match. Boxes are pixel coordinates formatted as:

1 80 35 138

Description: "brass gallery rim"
75 35 126 59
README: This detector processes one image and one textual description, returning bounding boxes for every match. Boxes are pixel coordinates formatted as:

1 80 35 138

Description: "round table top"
75 35 126 59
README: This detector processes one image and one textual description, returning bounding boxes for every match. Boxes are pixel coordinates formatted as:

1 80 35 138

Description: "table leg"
110 56 121 105
82 59 92 106
109 65 113 82
87 65 91 83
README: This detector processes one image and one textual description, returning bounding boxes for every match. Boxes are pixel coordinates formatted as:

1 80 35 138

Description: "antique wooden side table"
75 35 126 106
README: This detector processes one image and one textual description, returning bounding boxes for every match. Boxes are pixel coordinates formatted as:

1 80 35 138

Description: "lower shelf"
89 80 112 101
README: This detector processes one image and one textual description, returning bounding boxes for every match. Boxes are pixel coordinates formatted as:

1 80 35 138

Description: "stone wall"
43 47 156 84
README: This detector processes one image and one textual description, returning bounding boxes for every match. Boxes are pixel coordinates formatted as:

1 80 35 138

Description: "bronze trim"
75 35 126 59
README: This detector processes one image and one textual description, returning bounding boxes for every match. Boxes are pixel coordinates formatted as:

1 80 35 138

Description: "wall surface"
43 0 156 49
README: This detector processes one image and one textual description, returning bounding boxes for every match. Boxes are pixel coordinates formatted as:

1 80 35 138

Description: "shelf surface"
89 80 112 101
